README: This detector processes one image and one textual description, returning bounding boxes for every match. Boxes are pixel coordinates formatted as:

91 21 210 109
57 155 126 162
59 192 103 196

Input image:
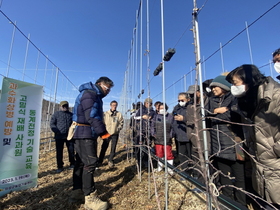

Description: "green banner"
0 77 43 197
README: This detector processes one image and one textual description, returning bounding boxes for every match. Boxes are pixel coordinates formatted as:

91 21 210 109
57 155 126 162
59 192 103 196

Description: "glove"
101 133 111 139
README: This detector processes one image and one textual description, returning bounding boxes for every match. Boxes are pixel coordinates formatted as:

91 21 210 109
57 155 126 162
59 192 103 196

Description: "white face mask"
231 85 246 98
179 101 186 107
274 62 280 74
159 109 166 115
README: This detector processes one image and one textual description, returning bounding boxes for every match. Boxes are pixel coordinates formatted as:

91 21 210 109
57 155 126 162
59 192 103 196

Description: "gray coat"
243 77 280 204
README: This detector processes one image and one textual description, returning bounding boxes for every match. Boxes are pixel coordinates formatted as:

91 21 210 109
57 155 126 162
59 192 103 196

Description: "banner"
0 77 43 197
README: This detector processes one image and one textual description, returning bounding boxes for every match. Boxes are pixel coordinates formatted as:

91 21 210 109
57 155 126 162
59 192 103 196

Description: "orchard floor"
0 139 207 210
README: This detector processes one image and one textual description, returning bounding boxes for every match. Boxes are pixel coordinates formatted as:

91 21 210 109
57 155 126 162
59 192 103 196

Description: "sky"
0 0 279 113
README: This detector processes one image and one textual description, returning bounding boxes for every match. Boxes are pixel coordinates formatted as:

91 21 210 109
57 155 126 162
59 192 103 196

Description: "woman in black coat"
208 75 246 206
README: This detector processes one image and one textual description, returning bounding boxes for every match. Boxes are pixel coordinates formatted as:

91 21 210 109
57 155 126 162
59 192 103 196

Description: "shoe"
56 168 64 173
84 190 108 210
157 159 163 172
167 160 174 175
108 161 114 168
69 189 85 203
69 165 75 169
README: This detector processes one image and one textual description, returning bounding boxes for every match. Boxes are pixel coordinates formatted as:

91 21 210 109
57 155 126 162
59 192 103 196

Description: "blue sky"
0 1 279 112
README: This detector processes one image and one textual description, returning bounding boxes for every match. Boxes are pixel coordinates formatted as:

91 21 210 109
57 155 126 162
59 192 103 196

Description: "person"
134 98 155 167
272 48 280 80
226 64 280 209
151 103 174 174
207 75 246 206
186 84 211 183
154 101 161 114
71 77 114 210
172 92 191 173
98 100 124 168
50 100 75 173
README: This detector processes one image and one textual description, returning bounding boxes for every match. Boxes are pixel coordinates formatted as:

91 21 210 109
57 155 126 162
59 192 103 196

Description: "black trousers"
99 134 119 164
55 139 75 169
215 157 246 206
73 139 98 196
178 141 192 172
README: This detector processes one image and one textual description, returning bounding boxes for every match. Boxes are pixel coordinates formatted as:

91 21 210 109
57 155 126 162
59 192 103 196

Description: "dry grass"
0 139 207 210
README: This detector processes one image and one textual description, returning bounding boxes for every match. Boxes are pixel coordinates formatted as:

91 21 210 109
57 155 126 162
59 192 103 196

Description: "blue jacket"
72 82 107 139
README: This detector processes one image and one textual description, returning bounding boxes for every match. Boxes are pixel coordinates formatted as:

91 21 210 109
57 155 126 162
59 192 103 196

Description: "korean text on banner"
0 77 43 197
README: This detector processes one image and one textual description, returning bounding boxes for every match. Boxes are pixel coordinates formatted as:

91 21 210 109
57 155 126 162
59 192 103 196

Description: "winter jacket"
172 103 189 142
208 92 243 161
186 97 211 153
239 77 280 204
151 113 174 145
103 110 124 135
50 110 73 140
72 82 107 139
135 106 155 135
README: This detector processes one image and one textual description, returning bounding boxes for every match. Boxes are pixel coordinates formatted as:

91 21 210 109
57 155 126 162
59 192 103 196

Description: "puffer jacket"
72 82 107 139
50 110 73 140
172 103 189 142
103 110 124 135
208 92 243 161
241 77 280 204
151 113 174 145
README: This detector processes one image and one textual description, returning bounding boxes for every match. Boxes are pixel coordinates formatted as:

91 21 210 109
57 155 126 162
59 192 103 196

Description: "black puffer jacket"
208 92 243 161
172 103 189 142
50 110 73 140
151 113 174 145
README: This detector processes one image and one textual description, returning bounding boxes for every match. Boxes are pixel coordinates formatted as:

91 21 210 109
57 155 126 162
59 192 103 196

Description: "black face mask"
95 84 106 98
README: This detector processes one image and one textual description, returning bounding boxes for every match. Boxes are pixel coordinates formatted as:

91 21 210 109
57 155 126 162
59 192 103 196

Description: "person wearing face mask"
226 65 280 209
186 84 211 184
98 100 124 168
208 75 246 206
134 98 155 168
70 77 113 210
172 92 191 173
272 48 280 80
151 103 174 174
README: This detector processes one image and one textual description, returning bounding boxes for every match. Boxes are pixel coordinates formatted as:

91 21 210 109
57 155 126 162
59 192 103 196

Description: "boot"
69 189 85 203
167 159 174 175
84 190 108 210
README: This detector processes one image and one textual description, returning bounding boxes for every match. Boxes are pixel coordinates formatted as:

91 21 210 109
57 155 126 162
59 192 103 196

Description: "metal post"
192 1 212 209
160 0 168 209
22 33 31 81
6 21 16 77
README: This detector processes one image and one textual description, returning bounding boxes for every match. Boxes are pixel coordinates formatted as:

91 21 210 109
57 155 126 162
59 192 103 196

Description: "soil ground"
0 139 208 210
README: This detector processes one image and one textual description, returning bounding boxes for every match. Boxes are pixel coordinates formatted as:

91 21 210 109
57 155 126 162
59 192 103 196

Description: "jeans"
55 139 75 168
73 139 98 196
99 134 119 164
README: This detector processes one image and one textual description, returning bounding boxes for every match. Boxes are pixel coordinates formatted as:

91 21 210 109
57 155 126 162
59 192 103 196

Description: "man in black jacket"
50 101 75 173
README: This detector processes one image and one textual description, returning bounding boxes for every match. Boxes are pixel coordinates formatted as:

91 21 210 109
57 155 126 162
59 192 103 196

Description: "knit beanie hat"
209 75 231 91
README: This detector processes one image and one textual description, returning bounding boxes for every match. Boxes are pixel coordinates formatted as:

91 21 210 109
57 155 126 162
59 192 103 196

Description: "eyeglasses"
178 100 185 102
101 84 111 92
273 48 280 57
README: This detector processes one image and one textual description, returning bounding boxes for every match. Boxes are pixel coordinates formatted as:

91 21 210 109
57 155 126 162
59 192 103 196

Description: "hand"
174 114 184 121
214 107 228 114
142 114 149 120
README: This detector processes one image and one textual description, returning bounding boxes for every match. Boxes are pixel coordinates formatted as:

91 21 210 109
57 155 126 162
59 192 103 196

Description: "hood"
78 82 104 97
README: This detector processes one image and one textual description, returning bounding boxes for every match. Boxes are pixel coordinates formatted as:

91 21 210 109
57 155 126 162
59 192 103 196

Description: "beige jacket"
104 110 124 135
245 77 280 204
